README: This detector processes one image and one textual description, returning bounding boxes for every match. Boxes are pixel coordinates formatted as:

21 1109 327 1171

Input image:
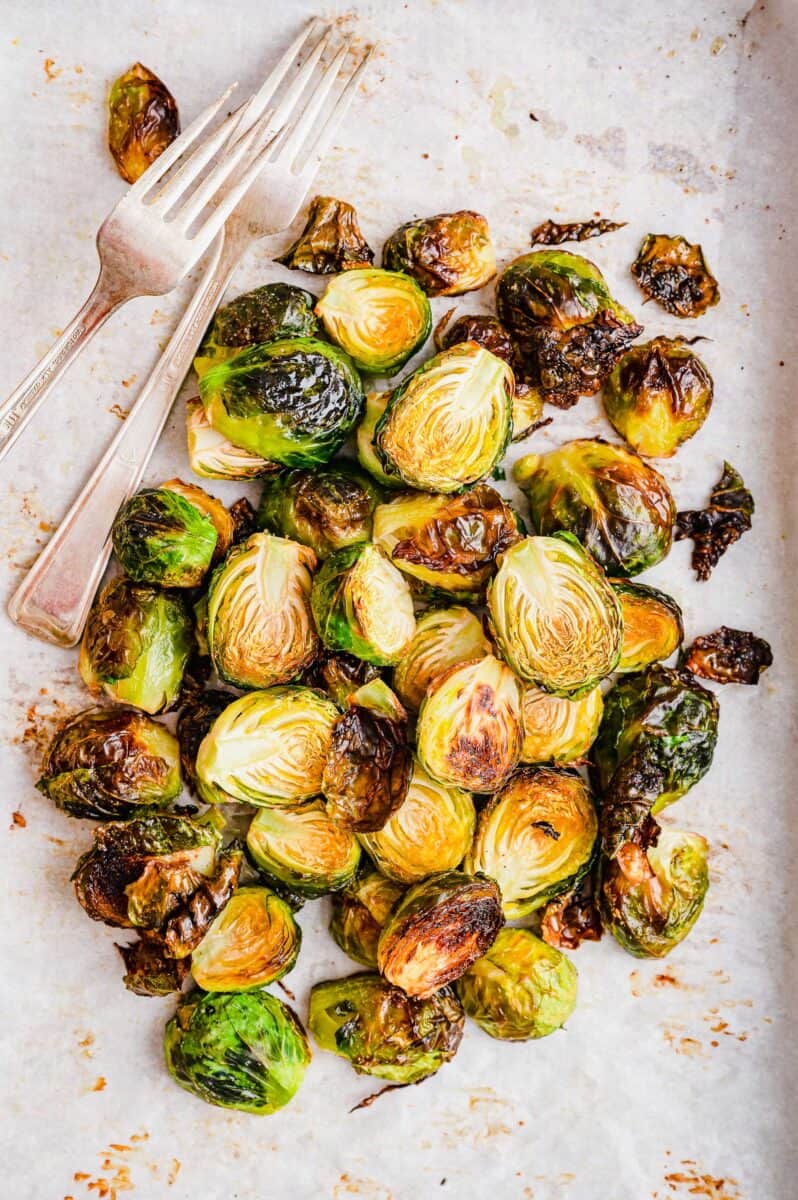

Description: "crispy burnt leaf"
118 934 190 996
433 310 514 361
229 496 257 544
108 63 180 184
390 485 523 583
675 462 754 580
682 626 773 685
531 218 626 245
161 846 243 959
631 234 720 318
523 312 644 408
540 864 603 950
277 196 374 273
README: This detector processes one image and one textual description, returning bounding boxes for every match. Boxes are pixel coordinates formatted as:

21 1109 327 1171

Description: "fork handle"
8 232 247 646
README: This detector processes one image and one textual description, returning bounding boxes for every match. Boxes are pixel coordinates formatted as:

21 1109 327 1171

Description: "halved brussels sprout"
108 62 179 183
256 464 382 559
604 337 714 458
276 195 374 274
311 542 416 666
196 687 337 807
511 383 547 442
186 398 275 480
79 578 193 715
486 534 622 697
329 870 405 967
302 651 381 708
322 680 411 832
308 973 464 1083
377 870 503 998
374 343 513 493
193 283 319 379
206 533 318 690
382 211 496 296
466 766 598 918
631 233 720 319
457 927 577 1040
246 800 361 896
392 606 491 712
37 706 181 820
199 338 363 467
359 761 476 884
416 655 523 793
164 989 310 1113
520 686 603 765
515 438 676 577
356 392 404 489
315 268 431 374
372 484 523 599
191 886 301 992
111 481 231 588
612 579 683 673
176 689 233 799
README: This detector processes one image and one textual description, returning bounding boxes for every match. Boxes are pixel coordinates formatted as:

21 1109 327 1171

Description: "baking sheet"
1 1 796 1197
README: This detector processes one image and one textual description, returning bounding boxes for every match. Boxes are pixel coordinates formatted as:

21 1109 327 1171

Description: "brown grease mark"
121 375 137 389
108 404 129 421
39 521 56 533
78 1033 94 1058
11 810 26 829
630 969 684 996
333 1175 394 1200
662 1165 741 1198
91 1077 106 1092
167 1160 180 1186
44 57 61 81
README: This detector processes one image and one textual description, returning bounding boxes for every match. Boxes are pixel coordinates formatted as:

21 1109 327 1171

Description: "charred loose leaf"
631 234 720 318
433 311 514 361
108 62 180 183
118 934 189 996
277 195 375 274
682 626 773 685
531 218 626 245
382 210 496 296
229 497 257 544
302 651 381 709
540 865 603 950
675 462 754 581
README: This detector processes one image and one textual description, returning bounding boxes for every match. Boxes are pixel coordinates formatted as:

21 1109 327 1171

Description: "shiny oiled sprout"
382 211 496 296
160 479 235 557
246 800 361 897
466 766 598 918
205 533 319 690
176 689 233 799
393 606 491 712
256 464 383 560
186 398 275 481
193 283 319 379
487 534 622 697
196 687 337 807
79 578 193 715
107 62 179 183
416 655 523 793
112 479 233 588
682 626 773 685
37 706 181 820
356 392 404 489
377 870 504 998
315 267 431 375
308 973 464 1084
164 989 311 1114
276 195 374 274
329 870 405 967
520 686 604 765
302 651 381 709
612 579 683 673
375 342 513 493
457 927 577 1040
311 542 416 666
631 233 720 318
191 886 301 992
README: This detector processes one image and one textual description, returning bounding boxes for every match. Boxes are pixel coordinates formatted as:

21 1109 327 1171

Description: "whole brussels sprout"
302 650 381 709
520 686 603 765
311 542 416 666
308 973 464 1083
487 533 622 697
193 283 319 378
199 337 363 467
111 481 230 588
466 766 598 918
186 397 275 481
79 578 193 715
457 927 577 1040
164 989 310 1114
256 464 382 559
372 484 523 599
356 392 404 489
196 687 337 807
176 689 233 799
359 760 476 885
393 605 491 712
315 267 431 374
206 533 319 690
276 195 374 274
377 870 503 998
515 438 676 576
603 336 714 458
37 706 181 820
416 655 523 793
382 211 496 296
191 886 301 992
246 799 361 897
108 62 179 183
612 579 683 673
329 870 405 967
375 342 513 493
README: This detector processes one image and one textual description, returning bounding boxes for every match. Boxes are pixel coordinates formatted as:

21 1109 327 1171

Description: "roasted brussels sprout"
434 310 514 361
604 337 714 458
311 542 416 666
510 383 548 442
119 934 189 997
356 392 404 489
682 626 773 685
359 761 476 885
302 650 381 709
37 706 181 820
393 606 491 712
196 687 337 807
308 973 464 1083
416 655 523 793
164 989 310 1114
612 580 683 673
205 533 318 690
256 464 382 559
315 268 431 375
193 283 319 380
322 680 411 832
276 195 374 274
108 62 179 183
199 338 363 467
377 870 503 998
631 234 720 318
487 533 622 697
246 799 361 897
540 866 603 950
176 688 232 799
457 928 577 1040
372 484 522 599
520 686 603 765
466 766 598 918
111 482 228 587
530 218 625 245
186 398 275 480
79 578 193 715
382 211 496 296
675 461 754 581
515 439 676 576
329 870 405 967
191 886 301 992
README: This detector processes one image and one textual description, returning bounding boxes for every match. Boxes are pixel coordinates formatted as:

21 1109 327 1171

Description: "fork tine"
188 126 287 247
272 41 350 168
151 103 255 214
230 19 329 141
244 25 335 150
297 46 376 172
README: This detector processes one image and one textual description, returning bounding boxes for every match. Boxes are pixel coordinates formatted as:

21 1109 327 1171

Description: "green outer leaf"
112 488 217 587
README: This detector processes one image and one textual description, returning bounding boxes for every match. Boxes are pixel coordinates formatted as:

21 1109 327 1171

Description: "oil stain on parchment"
66 1132 182 1200
653 1159 742 1198
575 126 627 168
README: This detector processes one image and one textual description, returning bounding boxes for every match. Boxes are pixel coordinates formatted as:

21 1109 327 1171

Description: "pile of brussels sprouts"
35 200 771 1117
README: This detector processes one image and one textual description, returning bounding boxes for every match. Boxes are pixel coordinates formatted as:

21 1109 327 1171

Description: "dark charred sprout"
246 800 361 897
108 62 179 183
302 650 381 709
311 542 416 666
531 218 626 245
393 605 490 712
118 934 190 997
256 464 382 559
276 195 374 274
434 310 514 361
682 626 773 685
382 210 496 296
228 496 257 544
329 870 405 967
631 233 720 318
612 579 684 673
520 685 604 765
111 481 231 588
191 886 301 992
675 461 754 581
541 865 603 950
193 283 319 379
315 268 431 375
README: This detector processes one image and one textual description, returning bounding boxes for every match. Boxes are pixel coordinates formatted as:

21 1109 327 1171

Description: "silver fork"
9 24 373 646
